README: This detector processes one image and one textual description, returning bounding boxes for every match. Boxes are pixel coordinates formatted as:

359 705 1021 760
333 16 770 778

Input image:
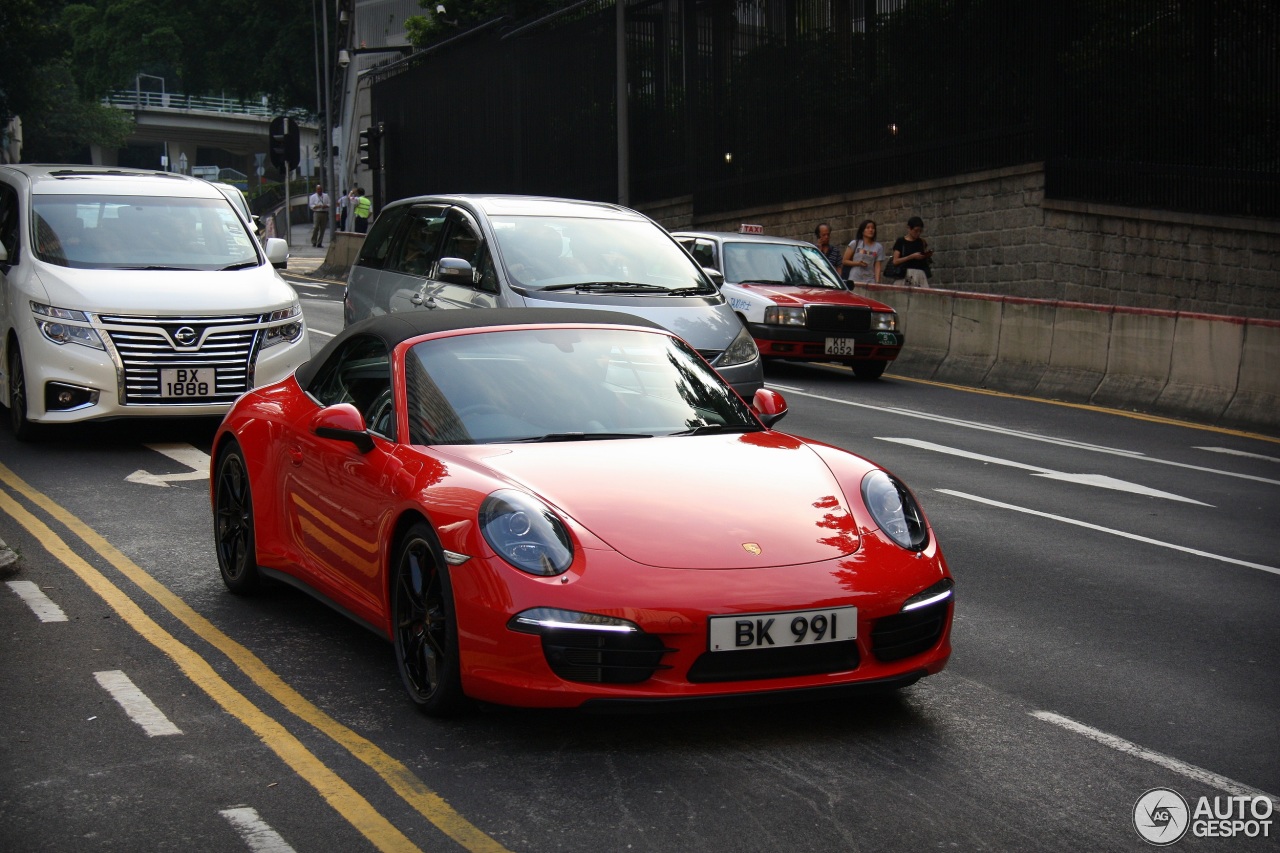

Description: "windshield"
404 327 758 445
31 194 259 270
489 215 715 294
723 241 845 289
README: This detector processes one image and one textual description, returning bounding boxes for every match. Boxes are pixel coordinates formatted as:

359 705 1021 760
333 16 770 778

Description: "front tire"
392 523 466 716
852 360 888 380
214 444 261 594
7 343 38 441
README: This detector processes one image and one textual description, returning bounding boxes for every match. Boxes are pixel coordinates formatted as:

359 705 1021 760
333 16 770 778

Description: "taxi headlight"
717 325 759 367
861 470 929 551
480 490 574 576
262 303 305 349
871 311 898 331
763 306 806 326
31 302 105 350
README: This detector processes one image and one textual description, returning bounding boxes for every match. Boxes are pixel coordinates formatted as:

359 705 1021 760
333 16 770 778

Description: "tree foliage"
405 0 571 46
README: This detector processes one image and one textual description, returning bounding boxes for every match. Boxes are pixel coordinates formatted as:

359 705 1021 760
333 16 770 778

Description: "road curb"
0 537 19 576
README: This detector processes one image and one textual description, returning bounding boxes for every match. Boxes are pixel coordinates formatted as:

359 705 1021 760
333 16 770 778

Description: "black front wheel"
852 360 888 380
213 444 261 594
7 343 39 441
392 523 467 716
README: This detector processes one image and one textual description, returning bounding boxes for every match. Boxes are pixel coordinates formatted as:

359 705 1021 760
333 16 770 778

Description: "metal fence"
369 0 1279 218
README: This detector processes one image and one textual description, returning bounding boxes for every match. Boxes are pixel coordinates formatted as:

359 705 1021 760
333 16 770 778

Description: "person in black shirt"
891 216 934 287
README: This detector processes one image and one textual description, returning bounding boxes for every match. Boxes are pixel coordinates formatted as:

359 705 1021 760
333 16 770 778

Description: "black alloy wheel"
392 523 466 716
214 444 261 594
7 343 37 440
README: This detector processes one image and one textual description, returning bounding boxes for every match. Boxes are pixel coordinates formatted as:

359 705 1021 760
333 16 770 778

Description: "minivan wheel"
7 343 39 441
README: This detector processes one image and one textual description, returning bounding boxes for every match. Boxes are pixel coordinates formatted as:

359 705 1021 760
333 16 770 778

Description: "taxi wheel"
853 360 888 380
7 343 39 441
392 523 467 717
214 444 261 594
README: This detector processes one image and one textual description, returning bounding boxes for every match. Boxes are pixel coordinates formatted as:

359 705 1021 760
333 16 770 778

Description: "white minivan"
0 165 310 439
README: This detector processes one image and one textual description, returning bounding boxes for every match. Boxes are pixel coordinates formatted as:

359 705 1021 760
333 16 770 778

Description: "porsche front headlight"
480 489 574 576
861 470 929 551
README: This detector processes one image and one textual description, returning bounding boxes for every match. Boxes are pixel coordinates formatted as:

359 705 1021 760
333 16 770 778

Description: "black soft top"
295 308 667 388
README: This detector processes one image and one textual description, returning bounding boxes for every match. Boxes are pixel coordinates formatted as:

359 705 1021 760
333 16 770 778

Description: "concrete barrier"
315 230 364 280
863 283 1279 436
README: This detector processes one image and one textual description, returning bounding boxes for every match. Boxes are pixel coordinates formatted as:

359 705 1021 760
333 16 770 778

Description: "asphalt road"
1 278 1277 852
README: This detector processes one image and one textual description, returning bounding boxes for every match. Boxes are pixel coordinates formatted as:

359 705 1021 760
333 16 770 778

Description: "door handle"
288 446 304 466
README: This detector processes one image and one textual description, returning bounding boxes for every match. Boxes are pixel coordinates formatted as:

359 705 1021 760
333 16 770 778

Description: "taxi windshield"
404 327 757 445
490 215 715 294
723 242 845 289
31 195 259 271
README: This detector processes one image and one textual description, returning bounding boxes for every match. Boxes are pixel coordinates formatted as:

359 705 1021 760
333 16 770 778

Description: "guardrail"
865 284 1280 436
102 91 310 119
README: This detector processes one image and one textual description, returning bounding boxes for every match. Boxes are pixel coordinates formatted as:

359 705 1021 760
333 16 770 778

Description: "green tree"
405 0 570 46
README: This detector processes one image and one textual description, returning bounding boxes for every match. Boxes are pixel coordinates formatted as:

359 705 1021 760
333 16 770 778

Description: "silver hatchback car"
344 195 763 398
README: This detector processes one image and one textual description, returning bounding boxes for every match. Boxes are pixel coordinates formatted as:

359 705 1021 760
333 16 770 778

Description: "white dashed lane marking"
7 580 68 622
219 806 298 853
93 670 183 737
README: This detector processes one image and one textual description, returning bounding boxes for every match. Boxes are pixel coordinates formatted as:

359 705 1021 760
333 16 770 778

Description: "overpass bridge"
95 90 320 189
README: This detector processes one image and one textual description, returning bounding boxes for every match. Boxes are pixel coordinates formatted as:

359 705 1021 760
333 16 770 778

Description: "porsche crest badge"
742 543 762 555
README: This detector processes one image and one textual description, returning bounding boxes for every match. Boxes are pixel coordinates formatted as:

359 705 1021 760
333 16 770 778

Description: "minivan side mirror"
0 244 7 264
437 257 473 281
265 238 289 269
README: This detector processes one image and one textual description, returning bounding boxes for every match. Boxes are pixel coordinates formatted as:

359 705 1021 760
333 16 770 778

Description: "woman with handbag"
890 216 934 287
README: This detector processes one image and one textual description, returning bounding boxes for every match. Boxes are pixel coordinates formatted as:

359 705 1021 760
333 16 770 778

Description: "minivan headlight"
717 325 759 367
31 302 105 351
261 303 304 349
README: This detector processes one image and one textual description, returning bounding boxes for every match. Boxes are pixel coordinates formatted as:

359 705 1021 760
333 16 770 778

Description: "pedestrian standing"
843 219 885 286
812 223 843 276
353 188 372 234
891 216 934 287
335 187 350 232
308 184 331 248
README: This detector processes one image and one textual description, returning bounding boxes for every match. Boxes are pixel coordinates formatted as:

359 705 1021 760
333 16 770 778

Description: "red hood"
736 283 891 310
443 433 864 569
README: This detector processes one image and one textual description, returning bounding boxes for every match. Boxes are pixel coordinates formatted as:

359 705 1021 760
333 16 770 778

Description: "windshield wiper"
119 265 200 271
667 423 758 436
506 432 653 443
539 282 671 293
219 260 259 271
740 279 791 286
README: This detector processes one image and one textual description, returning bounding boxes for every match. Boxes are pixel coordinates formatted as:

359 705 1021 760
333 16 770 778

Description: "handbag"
883 259 904 279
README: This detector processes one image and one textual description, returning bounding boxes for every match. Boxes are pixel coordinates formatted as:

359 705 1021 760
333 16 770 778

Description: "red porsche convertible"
211 308 953 715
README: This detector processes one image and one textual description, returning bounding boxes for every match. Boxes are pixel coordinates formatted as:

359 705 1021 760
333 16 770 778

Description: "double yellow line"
0 462 509 853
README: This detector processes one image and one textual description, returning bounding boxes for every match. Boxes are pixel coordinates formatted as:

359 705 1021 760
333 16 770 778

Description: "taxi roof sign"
738 224 765 234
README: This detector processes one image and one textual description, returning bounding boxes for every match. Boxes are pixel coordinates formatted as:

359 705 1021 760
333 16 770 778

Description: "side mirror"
312 403 375 453
265 237 289 269
0 243 8 264
751 388 788 428
702 267 725 288
437 257 473 281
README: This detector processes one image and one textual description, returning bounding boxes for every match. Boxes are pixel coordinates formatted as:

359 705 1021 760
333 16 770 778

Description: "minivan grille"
98 313 262 405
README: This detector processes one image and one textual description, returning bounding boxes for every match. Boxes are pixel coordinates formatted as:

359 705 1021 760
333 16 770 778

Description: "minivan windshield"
32 195 259 271
489 215 716 294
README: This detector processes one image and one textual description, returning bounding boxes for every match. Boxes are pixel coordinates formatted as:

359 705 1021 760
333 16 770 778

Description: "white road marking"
775 387 1280 485
7 580 68 622
1032 711 1280 808
882 438 1211 505
92 670 183 736
219 807 298 853
126 443 212 487
937 489 1280 576
308 328 335 339
1196 446 1280 463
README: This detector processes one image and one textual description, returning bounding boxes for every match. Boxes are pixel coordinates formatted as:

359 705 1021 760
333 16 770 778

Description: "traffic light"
268 116 300 172
358 123 383 172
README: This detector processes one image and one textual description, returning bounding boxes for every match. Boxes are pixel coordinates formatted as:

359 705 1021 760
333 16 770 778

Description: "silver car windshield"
723 241 845 289
31 195 259 271
405 327 757 445
489 215 715 294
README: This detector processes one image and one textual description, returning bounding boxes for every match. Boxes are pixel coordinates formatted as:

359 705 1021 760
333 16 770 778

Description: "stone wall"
638 163 1280 321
